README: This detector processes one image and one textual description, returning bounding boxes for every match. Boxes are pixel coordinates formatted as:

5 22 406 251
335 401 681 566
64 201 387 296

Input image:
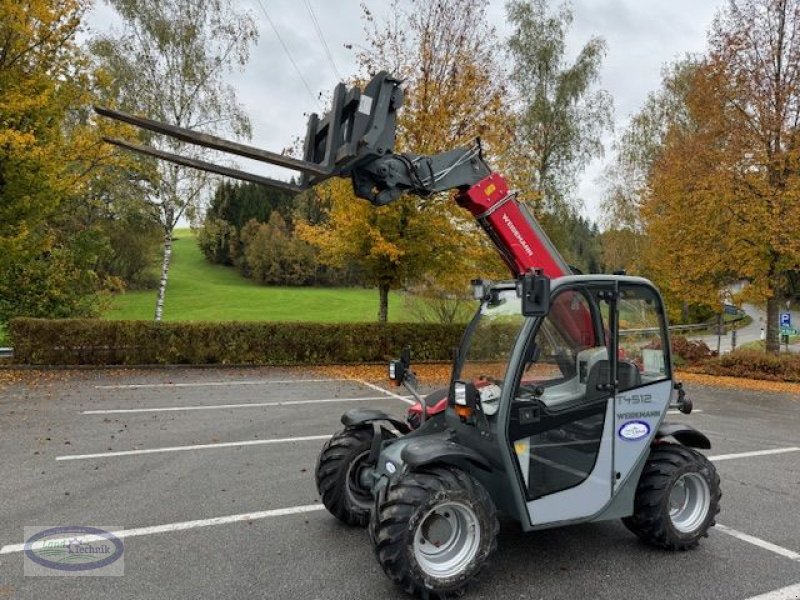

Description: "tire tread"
369 465 499 599
623 444 721 550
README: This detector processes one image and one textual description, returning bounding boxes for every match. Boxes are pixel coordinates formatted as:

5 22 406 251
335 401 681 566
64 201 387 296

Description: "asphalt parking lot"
0 367 798 600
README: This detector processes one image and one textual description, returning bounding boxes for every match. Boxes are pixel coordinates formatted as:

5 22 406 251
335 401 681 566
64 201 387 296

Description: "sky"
86 0 726 223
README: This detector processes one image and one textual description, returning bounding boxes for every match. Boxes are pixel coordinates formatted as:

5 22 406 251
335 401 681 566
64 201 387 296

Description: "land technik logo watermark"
23 526 124 576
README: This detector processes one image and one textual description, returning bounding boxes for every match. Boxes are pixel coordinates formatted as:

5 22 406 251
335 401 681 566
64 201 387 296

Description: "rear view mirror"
388 346 412 387
520 273 550 317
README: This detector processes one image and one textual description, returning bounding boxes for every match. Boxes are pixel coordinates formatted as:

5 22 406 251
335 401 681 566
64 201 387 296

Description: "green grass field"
105 229 415 323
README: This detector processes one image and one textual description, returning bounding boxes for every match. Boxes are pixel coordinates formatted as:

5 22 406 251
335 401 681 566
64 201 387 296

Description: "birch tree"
505 0 613 213
92 0 257 320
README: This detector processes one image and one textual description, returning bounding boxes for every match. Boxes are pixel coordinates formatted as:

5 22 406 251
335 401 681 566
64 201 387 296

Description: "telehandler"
97 72 720 599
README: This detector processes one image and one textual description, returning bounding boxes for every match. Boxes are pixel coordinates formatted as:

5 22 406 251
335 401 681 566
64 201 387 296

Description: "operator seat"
584 360 611 403
584 359 642 402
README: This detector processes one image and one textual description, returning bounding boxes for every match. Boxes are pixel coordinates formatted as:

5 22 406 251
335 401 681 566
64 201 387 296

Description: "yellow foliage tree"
298 0 508 322
0 0 130 321
642 0 800 353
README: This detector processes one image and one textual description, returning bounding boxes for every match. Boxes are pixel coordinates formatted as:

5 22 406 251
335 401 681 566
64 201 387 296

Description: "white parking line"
744 583 800 600
716 525 800 561
666 409 703 414
82 395 412 415
0 504 326 555
94 378 346 390
709 447 800 462
354 379 416 405
56 434 332 461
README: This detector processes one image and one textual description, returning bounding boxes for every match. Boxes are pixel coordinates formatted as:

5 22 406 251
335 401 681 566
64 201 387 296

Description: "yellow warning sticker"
514 441 528 455
485 183 496 196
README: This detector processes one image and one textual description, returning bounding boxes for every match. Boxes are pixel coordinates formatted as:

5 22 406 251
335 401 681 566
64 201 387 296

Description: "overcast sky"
87 0 726 223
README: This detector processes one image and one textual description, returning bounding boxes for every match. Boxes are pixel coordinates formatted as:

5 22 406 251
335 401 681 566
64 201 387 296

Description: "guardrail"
622 316 745 336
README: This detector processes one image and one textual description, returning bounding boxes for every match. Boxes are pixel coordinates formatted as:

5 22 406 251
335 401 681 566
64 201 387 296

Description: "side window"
517 289 609 406
617 285 669 391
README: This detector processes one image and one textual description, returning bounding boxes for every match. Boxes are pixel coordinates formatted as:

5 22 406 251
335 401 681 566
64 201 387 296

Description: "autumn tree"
505 0 613 214
642 0 800 353
0 0 131 322
298 0 508 322
601 59 698 275
92 0 258 320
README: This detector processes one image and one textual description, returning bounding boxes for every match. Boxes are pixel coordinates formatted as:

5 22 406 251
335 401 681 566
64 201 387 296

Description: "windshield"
457 288 525 387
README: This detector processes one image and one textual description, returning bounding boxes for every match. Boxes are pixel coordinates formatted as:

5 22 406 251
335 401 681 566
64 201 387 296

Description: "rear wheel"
370 465 498 599
623 444 721 550
316 427 391 527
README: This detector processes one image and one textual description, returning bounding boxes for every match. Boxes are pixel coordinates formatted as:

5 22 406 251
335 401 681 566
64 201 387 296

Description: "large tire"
623 444 721 550
370 465 499 599
316 427 389 527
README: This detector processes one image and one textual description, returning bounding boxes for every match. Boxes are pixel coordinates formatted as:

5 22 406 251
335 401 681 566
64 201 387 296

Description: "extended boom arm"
96 71 569 279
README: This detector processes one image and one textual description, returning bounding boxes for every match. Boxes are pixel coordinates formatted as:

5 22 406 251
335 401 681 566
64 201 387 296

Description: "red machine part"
457 172 593 347
455 173 570 279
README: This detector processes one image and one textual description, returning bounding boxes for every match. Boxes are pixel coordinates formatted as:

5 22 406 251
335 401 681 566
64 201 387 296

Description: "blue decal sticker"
618 420 651 442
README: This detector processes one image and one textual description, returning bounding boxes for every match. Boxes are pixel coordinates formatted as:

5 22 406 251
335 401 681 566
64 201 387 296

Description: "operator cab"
453 275 671 415
450 275 673 519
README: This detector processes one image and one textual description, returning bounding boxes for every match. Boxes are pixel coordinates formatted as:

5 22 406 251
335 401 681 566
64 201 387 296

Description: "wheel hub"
421 513 454 547
669 472 711 533
413 502 481 579
345 451 374 509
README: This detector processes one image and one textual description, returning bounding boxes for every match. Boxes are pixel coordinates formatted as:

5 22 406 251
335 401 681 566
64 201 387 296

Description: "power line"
302 0 343 82
254 0 323 108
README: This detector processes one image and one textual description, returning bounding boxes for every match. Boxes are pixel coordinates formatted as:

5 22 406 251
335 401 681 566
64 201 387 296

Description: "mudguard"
400 437 491 471
340 408 411 434
656 422 711 449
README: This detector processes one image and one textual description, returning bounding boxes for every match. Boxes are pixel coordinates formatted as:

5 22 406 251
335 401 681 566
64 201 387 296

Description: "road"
0 367 798 599
690 304 800 354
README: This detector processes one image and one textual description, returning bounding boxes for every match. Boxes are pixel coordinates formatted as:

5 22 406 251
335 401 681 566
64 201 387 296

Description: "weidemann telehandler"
97 72 721 599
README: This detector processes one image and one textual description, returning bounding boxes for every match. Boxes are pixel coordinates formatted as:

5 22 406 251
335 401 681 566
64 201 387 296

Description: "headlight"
454 381 467 405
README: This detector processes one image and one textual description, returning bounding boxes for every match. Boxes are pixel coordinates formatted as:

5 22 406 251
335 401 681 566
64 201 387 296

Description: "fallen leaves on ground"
308 363 453 386
676 370 800 396
2 364 798 399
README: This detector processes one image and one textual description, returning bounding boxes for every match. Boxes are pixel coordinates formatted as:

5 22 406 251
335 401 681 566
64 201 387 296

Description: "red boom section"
455 173 570 279
456 172 594 350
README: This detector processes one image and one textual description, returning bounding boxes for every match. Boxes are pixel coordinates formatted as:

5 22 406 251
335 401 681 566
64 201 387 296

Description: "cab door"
507 284 617 526
612 283 674 491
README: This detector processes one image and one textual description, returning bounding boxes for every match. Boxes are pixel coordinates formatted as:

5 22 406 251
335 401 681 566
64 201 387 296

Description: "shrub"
8 318 463 366
197 217 238 266
697 349 800 382
0 246 102 324
402 276 474 325
239 215 316 286
670 335 712 365
100 212 163 289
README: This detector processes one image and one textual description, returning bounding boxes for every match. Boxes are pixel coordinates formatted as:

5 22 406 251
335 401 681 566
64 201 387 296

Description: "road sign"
780 326 797 336
723 304 738 315
780 312 791 327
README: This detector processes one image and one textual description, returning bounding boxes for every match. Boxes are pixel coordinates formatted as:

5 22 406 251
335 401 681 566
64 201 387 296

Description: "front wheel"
370 465 498 599
623 444 721 550
316 427 391 527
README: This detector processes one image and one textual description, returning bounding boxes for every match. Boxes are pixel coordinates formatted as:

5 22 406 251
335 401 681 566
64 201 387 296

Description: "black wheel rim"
345 450 374 509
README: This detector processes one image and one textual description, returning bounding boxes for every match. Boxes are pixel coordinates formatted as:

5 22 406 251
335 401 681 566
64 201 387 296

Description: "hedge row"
8 318 464 366
694 349 800 382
